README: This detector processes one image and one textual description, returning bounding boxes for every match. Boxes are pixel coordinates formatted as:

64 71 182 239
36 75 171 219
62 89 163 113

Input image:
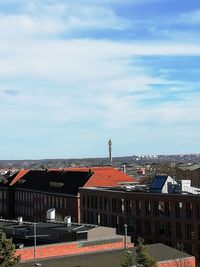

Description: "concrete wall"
87 226 116 240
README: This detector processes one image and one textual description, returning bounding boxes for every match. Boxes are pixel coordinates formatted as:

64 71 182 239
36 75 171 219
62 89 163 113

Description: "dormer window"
18 179 26 184
50 181 64 188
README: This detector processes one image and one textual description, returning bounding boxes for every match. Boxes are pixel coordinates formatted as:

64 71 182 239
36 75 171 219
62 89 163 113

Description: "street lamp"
124 224 127 249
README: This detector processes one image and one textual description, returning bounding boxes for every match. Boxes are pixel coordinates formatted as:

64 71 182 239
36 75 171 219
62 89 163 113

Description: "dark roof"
9 167 135 194
150 175 168 190
0 220 97 235
132 243 193 263
19 250 123 267
10 170 92 194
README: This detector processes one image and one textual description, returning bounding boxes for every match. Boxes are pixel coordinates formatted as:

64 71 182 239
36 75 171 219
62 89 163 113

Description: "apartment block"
79 175 200 261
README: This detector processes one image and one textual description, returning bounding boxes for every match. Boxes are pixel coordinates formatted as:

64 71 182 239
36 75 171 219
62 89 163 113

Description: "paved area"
18 250 124 267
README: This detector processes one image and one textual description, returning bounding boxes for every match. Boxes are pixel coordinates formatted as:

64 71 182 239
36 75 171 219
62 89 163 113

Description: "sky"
0 0 200 159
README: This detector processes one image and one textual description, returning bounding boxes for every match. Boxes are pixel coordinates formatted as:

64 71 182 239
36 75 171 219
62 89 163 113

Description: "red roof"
9 167 135 188
10 169 29 186
61 166 135 187
83 167 135 187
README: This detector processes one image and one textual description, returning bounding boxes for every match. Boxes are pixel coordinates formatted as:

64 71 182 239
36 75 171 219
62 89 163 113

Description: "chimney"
47 208 56 222
18 216 23 225
64 216 71 231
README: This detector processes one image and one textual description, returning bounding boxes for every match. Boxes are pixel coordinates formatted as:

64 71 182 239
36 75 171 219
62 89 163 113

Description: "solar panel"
150 175 168 189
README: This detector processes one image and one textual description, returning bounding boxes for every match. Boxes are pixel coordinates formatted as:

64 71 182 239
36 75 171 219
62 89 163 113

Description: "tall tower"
108 138 112 164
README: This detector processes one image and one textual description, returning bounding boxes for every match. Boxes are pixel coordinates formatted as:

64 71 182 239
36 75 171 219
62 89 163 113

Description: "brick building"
0 167 134 222
79 181 200 261
17 243 196 267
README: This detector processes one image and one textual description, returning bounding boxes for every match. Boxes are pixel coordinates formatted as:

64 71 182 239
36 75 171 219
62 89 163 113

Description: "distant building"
0 167 135 222
149 174 200 194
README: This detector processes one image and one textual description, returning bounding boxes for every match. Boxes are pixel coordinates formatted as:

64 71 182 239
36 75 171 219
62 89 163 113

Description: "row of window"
0 190 6 199
15 191 68 209
82 209 200 243
82 194 200 219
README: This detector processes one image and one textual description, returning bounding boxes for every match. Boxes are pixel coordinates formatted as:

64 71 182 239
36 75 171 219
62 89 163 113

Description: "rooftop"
7 167 135 194
19 243 194 267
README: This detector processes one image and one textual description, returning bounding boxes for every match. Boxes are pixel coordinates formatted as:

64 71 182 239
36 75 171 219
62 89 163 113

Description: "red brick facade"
80 187 200 262
16 241 133 261
157 257 196 267
1 167 134 223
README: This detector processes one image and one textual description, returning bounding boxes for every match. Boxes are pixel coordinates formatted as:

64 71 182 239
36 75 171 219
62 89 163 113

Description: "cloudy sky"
0 0 200 159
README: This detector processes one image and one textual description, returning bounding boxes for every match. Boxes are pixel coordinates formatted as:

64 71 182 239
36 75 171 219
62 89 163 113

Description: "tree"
135 237 156 267
121 250 133 267
0 230 20 266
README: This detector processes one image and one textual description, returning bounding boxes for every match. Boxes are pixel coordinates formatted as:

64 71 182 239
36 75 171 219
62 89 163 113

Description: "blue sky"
0 0 200 159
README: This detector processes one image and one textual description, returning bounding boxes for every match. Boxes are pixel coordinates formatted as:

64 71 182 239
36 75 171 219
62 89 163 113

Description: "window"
112 198 117 212
94 196 98 209
136 200 141 215
176 222 182 239
156 220 165 236
87 195 90 207
145 201 150 216
164 202 170 217
154 201 159 216
82 195 85 207
196 204 200 219
126 199 132 215
185 223 194 240
44 195 47 205
136 218 142 235
144 219 151 235
186 203 192 219
165 221 171 237
60 198 62 208
175 202 182 218
111 215 118 228
49 181 64 188
56 197 59 207
158 201 164 216
99 197 103 210
64 199 67 208
104 197 108 211
91 195 94 208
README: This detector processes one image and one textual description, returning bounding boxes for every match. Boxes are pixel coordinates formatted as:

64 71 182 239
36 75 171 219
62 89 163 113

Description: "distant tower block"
108 138 112 164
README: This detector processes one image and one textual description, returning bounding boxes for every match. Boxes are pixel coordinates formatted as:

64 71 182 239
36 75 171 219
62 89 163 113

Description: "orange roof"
9 167 135 188
84 167 135 187
10 169 29 186
46 167 135 187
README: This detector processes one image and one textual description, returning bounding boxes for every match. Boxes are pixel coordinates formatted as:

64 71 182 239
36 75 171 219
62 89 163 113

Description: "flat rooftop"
0 219 99 247
19 244 194 267
0 219 98 233
80 185 200 197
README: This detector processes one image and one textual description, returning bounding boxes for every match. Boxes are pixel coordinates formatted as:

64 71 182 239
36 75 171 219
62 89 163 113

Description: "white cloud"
179 10 200 24
0 0 200 158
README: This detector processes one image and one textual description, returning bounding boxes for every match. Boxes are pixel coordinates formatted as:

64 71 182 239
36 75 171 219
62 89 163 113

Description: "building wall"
80 188 200 261
157 257 196 267
13 189 80 222
87 226 117 240
16 240 132 261
0 187 8 218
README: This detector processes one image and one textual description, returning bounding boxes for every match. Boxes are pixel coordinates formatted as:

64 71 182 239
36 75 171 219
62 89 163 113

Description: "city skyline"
0 0 200 159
